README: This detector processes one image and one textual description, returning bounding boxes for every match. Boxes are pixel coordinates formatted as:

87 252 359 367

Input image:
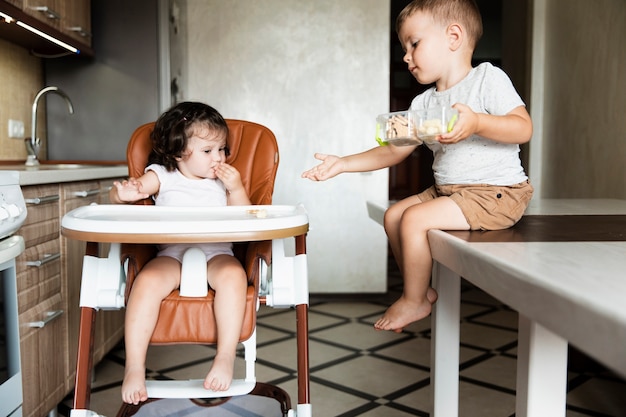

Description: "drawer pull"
27 310 64 328
26 252 61 267
29 6 61 20
73 189 100 198
25 195 60 205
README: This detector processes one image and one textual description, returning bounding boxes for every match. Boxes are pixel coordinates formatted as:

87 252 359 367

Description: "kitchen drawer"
22 184 60 222
19 218 60 247
19 293 66 417
16 239 61 312
22 184 60 246
62 180 100 201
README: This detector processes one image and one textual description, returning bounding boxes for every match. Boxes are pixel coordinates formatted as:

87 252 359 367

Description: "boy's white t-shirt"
410 62 528 186
146 163 233 261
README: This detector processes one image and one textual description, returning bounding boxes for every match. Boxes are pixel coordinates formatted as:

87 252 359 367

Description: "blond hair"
396 0 483 50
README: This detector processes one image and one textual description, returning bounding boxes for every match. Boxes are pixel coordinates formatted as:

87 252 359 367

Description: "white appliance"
0 170 27 417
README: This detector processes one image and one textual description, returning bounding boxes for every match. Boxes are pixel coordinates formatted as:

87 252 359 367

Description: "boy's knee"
383 205 401 228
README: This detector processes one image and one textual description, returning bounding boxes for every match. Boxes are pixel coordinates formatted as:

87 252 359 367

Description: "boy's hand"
438 103 477 144
301 153 343 181
111 178 150 203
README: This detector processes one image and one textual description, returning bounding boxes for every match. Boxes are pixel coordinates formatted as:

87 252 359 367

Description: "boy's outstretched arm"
302 145 415 182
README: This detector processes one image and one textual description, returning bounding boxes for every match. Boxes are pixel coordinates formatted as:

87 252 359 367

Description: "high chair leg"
73 306 97 410
296 303 311 410
294 234 312 415
73 242 101 411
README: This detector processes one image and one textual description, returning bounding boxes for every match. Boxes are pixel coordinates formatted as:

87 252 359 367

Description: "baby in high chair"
110 101 250 405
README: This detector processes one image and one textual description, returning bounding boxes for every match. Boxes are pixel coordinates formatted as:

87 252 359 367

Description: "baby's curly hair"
396 0 483 50
148 101 229 171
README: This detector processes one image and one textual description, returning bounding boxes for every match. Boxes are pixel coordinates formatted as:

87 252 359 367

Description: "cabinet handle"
67 26 92 38
29 6 61 20
25 195 60 205
27 310 64 328
73 189 100 198
26 252 61 267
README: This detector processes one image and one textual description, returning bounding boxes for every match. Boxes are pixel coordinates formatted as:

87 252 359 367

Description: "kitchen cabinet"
16 176 125 417
22 0 62 32
17 183 65 417
0 0 93 55
59 0 91 46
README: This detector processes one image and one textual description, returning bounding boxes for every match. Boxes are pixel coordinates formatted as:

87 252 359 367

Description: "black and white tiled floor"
60 260 626 416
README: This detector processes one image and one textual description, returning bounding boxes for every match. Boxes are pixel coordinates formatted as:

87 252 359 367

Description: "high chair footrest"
145 378 256 398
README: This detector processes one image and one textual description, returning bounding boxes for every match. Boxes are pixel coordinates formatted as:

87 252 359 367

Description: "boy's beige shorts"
417 180 534 231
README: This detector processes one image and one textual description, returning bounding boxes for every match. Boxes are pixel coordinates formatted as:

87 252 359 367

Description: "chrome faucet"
25 86 74 166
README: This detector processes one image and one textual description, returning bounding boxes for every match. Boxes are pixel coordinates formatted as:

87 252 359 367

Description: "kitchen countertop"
0 162 128 185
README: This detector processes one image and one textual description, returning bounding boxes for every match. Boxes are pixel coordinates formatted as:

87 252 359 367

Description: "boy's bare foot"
374 287 439 332
204 352 235 391
122 365 148 405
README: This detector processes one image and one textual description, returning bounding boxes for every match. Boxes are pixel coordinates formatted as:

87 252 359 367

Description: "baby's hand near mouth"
216 163 244 193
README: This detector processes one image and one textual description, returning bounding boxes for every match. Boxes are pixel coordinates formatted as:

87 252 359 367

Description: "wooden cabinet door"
59 0 91 46
19 295 65 417
22 0 62 31
18 184 65 417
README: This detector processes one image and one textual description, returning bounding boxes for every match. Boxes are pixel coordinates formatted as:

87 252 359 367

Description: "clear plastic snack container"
375 110 420 146
414 106 458 144
376 107 458 146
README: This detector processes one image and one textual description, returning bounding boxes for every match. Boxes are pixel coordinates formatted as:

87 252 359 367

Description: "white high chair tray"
62 204 309 243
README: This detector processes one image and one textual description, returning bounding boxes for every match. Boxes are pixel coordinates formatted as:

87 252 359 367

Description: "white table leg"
430 261 461 416
516 314 568 417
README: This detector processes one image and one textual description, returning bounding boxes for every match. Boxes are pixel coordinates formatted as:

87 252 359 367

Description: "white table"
366 199 626 417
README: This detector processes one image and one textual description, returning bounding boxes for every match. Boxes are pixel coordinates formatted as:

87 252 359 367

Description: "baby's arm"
216 163 251 206
439 104 532 145
302 145 414 182
109 171 160 204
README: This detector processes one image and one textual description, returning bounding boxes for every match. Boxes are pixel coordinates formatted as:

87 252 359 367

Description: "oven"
0 171 27 416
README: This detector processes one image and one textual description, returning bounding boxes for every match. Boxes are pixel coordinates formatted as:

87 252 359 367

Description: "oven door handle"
27 310 64 328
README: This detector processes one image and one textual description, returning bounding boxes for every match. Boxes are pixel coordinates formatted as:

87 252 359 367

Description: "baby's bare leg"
204 255 247 391
376 197 469 332
122 257 181 404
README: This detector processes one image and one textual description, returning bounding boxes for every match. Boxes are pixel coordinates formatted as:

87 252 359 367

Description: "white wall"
185 0 390 292
530 0 626 199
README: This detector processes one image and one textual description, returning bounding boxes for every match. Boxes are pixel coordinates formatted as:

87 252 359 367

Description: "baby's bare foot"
204 353 235 392
122 365 148 405
374 293 435 332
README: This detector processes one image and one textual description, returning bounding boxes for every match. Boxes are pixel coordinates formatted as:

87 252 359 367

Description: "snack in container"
414 106 459 144
375 111 421 146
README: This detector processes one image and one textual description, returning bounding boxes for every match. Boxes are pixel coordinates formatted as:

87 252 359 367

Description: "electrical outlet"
8 119 25 138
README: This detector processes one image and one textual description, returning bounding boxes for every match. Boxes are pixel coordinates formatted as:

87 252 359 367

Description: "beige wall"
0 39 45 161
530 0 626 198
185 0 390 293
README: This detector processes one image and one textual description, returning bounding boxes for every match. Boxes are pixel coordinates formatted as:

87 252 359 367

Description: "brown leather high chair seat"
122 120 278 344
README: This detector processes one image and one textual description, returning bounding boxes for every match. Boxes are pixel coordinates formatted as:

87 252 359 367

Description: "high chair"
62 120 311 416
